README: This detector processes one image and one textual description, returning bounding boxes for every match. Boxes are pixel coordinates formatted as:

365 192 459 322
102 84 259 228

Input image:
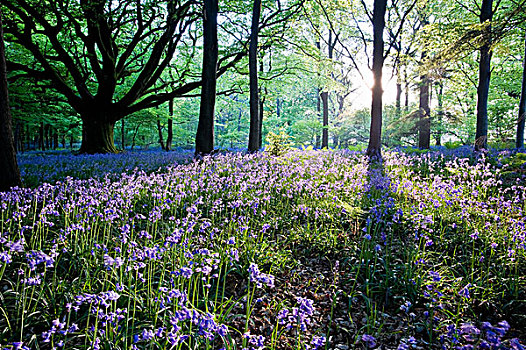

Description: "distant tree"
248 0 262 153
474 0 494 151
0 9 21 191
517 31 526 149
166 99 174 151
195 0 219 156
321 31 335 149
366 0 387 158
417 8 431 149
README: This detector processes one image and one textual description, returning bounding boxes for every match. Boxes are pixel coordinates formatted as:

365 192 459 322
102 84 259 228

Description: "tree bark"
0 10 22 191
195 0 219 156
78 115 118 154
321 89 329 148
321 32 335 149
157 120 165 150
166 99 174 151
475 0 493 151
39 123 45 150
436 82 444 146
418 52 430 149
396 69 402 121
53 129 59 149
404 66 409 112
517 31 526 149
248 0 262 153
258 87 265 149
366 0 387 158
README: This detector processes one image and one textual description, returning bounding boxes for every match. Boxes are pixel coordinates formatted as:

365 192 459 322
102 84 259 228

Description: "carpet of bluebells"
0 148 525 349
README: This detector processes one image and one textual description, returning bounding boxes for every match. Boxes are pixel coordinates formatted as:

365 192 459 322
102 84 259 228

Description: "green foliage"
444 140 464 149
265 130 293 156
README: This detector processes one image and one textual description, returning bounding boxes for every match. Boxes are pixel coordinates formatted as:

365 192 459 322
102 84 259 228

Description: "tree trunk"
195 0 219 156
395 38 402 121
248 0 262 153
517 31 526 149
238 108 242 133
46 124 52 150
157 120 166 150
321 32 335 149
418 52 431 149
53 129 59 149
321 89 329 148
0 11 22 191
131 125 139 150
436 82 444 146
404 66 409 112
396 70 402 120
78 116 118 154
39 123 45 150
316 86 321 148
258 87 265 149
366 0 387 158
166 99 174 151
475 0 493 151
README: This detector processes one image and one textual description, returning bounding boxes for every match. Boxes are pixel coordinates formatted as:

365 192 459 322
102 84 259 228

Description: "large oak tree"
3 0 244 153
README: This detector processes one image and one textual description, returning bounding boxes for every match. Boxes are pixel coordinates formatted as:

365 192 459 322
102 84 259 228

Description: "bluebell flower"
362 334 376 348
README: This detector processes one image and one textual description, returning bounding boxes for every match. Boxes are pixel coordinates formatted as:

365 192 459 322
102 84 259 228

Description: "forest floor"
0 147 525 350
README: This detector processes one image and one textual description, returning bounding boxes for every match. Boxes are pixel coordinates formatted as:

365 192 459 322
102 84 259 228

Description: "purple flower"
458 283 471 299
362 334 376 348
311 335 326 350
248 263 275 288
429 271 441 282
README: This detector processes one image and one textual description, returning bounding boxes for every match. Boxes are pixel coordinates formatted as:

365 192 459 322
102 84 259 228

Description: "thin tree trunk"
258 87 265 149
404 66 409 112
475 0 493 151
157 120 165 150
39 123 45 150
321 89 329 148
248 0 262 153
418 52 430 149
517 31 526 149
131 125 140 150
366 0 387 158
321 32 335 149
395 38 402 121
0 10 22 191
396 70 402 120
436 82 444 146
316 87 321 148
238 108 242 133
45 124 51 150
195 0 219 156
53 129 58 149
166 99 174 151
